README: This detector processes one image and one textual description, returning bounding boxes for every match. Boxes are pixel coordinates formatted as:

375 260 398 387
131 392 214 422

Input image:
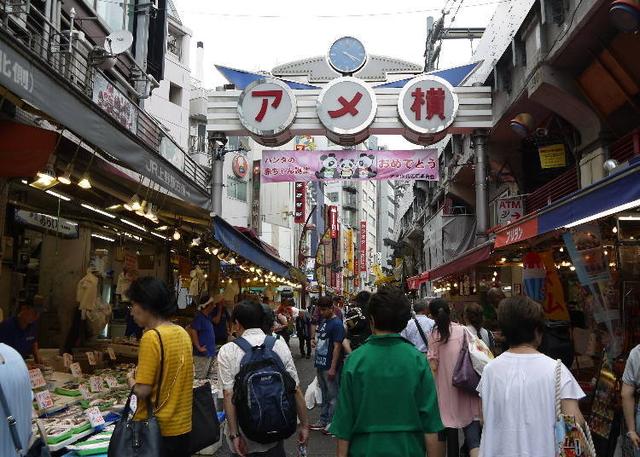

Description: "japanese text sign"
261 149 438 183
35 390 54 410
497 196 524 226
85 406 105 428
398 75 458 135
329 206 338 239
29 368 47 389
294 182 306 224
237 78 297 136
89 376 104 393
359 221 367 273
538 144 567 169
70 362 82 378
317 77 377 136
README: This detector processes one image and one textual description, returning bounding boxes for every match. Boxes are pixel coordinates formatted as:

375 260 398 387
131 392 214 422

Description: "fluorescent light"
151 231 168 240
106 204 122 210
618 215 640 221
156 225 169 231
564 199 640 228
46 190 71 201
21 180 28 185
120 218 147 232
91 233 115 242
81 203 116 219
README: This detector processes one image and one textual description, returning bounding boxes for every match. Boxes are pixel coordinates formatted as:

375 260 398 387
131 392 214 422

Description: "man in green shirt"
330 287 444 457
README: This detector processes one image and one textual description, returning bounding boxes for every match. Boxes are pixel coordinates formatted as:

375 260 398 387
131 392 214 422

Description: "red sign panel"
495 217 539 248
329 206 338 239
294 182 306 224
359 221 367 273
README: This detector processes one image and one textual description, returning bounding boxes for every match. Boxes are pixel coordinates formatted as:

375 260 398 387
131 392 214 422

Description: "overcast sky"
176 0 499 149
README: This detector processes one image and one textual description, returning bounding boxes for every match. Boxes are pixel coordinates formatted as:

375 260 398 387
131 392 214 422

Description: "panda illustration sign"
261 149 438 183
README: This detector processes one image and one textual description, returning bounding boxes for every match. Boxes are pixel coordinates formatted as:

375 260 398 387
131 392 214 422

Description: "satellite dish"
104 30 133 55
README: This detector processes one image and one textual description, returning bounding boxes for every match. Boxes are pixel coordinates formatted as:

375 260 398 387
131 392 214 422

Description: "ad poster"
261 149 438 183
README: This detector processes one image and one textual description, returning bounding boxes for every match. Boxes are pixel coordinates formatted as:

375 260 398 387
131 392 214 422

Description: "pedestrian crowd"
2 277 640 457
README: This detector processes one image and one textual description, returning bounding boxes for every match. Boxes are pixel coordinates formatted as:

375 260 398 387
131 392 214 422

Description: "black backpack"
232 336 297 444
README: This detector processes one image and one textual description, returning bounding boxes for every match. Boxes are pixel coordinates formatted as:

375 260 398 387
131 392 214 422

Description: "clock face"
328 37 367 74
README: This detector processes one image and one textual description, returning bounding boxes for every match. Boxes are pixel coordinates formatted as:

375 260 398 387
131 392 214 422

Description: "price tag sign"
130 394 137 414
85 406 105 428
89 376 103 393
86 352 97 366
79 384 91 400
63 353 73 368
35 390 54 410
105 376 119 388
28 368 47 389
70 362 82 378
107 347 116 361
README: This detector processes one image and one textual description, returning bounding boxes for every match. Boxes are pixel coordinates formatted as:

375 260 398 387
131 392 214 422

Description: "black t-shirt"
345 306 371 350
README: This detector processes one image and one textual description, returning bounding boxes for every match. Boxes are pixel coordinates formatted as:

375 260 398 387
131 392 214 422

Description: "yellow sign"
372 264 384 280
539 250 570 321
538 144 566 169
345 229 354 275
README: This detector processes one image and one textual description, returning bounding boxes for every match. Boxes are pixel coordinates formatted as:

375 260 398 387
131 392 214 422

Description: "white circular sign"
316 77 377 136
398 75 459 135
237 78 297 137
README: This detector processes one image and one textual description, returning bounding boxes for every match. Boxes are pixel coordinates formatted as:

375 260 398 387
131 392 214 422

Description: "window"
169 83 183 106
86 0 135 32
227 176 247 201
167 32 183 60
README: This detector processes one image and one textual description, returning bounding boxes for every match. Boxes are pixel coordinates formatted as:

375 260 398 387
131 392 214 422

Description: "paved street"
215 337 336 457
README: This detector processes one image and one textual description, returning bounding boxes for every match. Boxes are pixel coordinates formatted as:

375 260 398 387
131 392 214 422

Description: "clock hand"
343 51 359 62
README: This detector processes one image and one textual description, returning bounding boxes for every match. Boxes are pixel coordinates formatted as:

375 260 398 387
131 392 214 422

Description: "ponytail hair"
429 298 452 343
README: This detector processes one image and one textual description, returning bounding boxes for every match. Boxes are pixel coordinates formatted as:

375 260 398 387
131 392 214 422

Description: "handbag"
108 329 165 457
466 327 494 375
189 382 220 454
452 329 481 393
0 379 51 457
554 360 597 457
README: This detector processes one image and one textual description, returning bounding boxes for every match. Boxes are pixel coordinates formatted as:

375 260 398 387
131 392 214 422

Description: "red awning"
0 121 58 177
429 241 494 281
494 215 539 249
407 271 430 290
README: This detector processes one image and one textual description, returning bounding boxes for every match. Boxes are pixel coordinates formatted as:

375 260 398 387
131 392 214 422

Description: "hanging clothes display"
189 266 205 299
115 269 132 302
76 270 98 319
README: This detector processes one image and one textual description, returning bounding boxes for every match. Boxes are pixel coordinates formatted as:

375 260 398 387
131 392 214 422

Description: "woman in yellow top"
126 277 193 457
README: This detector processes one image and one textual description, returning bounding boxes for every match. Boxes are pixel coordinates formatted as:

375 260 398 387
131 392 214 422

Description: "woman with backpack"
427 298 481 457
464 303 495 354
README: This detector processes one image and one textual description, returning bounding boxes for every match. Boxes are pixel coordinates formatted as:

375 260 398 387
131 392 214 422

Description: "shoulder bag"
414 318 429 352
189 381 220 454
452 329 481 394
108 329 164 457
554 359 597 457
465 327 495 375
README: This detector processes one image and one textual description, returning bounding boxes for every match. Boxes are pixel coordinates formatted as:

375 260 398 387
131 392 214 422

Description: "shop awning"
538 157 640 233
0 121 58 177
212 216 298 280
494 215 540 248
428 240 494 281
407 271 430 290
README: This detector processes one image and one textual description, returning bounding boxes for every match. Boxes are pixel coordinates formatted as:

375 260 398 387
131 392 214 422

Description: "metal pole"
212 151 224 217
472 128 490 244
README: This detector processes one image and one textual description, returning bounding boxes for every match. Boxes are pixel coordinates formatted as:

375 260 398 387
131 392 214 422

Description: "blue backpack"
232 336 297 444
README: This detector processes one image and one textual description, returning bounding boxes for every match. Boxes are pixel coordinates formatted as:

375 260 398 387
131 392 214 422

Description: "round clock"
328 37 367 75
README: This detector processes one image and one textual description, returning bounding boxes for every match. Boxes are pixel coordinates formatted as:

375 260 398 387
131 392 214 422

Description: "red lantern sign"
294 182 306 224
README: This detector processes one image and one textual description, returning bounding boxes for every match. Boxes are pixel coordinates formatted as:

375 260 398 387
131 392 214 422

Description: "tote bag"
189 382 220 454
452 330 481 393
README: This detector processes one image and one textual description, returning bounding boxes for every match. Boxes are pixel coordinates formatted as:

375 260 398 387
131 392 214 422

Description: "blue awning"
215 65 320 90
373 62 482 89
538 157 640 233
212 215 293 279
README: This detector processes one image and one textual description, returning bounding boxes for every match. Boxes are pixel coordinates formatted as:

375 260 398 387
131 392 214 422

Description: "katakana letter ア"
252 90 283 122
426 87 446 120
410 87 426 121
329 92 363 118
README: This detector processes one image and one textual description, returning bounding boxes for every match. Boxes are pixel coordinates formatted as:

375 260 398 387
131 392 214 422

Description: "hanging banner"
251 160 261 233
538 144 567 169
261 149 438 183
359 221 367 273
345 228 354 275
328 206 338 239
294 182 306 224
563 224 610 286
539 250 570 321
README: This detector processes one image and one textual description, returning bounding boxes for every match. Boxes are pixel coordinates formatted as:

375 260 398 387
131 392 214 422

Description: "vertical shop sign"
294 182 306 223
359 221 367 272
251 160 261 233
328 206 338 239
345 228 354 275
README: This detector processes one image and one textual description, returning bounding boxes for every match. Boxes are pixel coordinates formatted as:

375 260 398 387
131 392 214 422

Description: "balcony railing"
610 128 640 163
0 0 209 192
525 166 578 213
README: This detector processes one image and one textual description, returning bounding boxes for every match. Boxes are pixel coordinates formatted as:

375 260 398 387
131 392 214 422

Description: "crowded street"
1 0 640 456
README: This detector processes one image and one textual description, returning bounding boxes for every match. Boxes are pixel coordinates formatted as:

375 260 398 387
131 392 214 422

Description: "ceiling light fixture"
45 189 71 201
564 199 640 228
150 231 168 240
120 218 147 232
91 233 115 242
173 229 181 241
81 203 116 219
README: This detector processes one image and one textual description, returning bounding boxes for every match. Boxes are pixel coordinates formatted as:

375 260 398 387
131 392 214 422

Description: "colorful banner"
359 221 367 273
345 228 354 275
563 224 610 286
261 149 438 183
328 206 338 239
539 251 570 321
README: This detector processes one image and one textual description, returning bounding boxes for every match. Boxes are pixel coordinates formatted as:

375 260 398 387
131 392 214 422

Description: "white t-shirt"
478 352 585 457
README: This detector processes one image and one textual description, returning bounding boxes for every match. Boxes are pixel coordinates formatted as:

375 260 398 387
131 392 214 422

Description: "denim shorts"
438 420 482 450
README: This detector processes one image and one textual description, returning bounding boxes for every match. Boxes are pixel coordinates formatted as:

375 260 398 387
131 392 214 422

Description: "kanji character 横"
426 87 446 120
252 90 283 122
410 87 425 121
329 92 363 118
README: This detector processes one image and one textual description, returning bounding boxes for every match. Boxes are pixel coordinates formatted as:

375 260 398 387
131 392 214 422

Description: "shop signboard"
345 228 354 275
359 221 367 273
328 206 338 239
398 75 459 135
261 149 438 183
35 390 54 410
15 210 79 238
251 160 261 233
29 368 47 389
232 155 249 178
294 182 306 224
494 216 539 248
538 144 567 169
237 78 297 139
497 196 524 226
562 224 611 286
93 73 138 134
